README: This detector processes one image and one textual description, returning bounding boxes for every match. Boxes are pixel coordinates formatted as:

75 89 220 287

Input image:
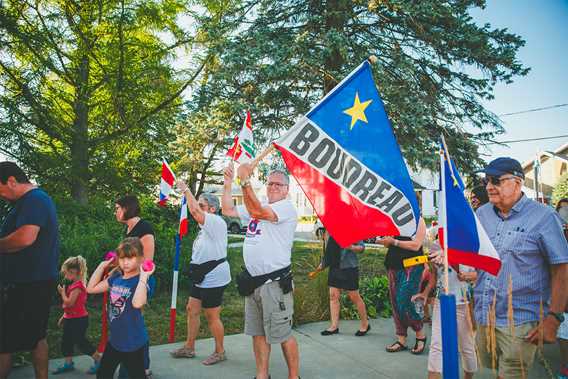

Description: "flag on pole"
273 60 419 247
158 159 176 206
439 137 501 276
226 111 256 164
179 195 188 239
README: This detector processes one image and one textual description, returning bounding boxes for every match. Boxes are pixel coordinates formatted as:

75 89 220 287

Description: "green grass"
16 241 387 363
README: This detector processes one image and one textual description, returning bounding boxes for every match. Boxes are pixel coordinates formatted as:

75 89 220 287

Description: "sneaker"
170 346 196 358
86 360 100 375
202 351 227 366
52 361 75 375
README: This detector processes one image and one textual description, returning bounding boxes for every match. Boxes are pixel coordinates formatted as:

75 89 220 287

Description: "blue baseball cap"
482 157 524 179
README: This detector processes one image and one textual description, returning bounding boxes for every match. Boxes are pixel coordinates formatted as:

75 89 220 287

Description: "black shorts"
189 284 227 309
328 267 359 291
0 280 55 353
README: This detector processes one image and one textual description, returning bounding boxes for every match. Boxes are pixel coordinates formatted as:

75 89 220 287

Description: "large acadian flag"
227 111 256 164
274 60 419 247
439 138 501 276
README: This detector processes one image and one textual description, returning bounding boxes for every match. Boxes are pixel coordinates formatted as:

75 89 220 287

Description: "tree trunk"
70 54 90 204
323 0 349 94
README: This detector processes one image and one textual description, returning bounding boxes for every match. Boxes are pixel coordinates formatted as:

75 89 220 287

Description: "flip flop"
411 337 427 355
385 341 408 353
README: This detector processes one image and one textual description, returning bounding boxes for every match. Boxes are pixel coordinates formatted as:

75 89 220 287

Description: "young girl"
87 237 155 379
52 256 101 375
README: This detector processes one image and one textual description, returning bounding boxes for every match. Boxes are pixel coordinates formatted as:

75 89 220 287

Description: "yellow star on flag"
343 92 373 130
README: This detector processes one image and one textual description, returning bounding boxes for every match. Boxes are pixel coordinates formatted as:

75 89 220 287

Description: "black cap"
483 157 524 179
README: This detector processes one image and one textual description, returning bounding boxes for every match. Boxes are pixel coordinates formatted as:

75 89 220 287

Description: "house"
521 142 568 203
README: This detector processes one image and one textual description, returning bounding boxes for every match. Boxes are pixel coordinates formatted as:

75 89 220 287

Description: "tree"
553 173 568 206
206 0 529 173
0 0 204 203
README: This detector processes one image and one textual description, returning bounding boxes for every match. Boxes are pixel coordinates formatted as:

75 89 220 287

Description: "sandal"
202 351 227 366
411 337 427 355
170 346 196 358
385 341 408 353
52 361 75 375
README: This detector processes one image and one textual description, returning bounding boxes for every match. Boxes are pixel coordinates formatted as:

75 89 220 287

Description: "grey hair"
199 193 220 212
268 169 290 185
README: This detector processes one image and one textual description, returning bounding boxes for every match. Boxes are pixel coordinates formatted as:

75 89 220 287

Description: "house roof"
522 141 568 171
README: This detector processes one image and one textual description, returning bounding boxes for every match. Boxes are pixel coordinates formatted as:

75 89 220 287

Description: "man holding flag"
222 164 299 379
474 157 568 379
170 181 230 366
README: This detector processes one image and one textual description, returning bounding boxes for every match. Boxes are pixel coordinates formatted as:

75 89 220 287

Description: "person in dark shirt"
0 161 60 379
114 195 155 379
377 217 427 355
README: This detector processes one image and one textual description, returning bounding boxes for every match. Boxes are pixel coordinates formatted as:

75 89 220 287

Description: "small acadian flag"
158 159 176 206
227 111 256 164
179 195 188 239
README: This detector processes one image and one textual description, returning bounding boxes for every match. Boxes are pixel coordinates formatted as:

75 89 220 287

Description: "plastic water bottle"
413 298 424 319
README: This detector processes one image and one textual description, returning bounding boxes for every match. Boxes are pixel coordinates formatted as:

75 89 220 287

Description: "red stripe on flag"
162 162 175 186
277 145 400 247
179 218 188 239
447 248 501 276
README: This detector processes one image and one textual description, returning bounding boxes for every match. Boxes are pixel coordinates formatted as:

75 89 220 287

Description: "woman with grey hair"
170 181 231 366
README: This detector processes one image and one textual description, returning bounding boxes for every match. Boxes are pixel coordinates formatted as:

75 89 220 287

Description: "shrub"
340 275 392 320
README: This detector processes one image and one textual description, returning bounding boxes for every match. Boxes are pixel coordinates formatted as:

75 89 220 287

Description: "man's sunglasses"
482 176 518 186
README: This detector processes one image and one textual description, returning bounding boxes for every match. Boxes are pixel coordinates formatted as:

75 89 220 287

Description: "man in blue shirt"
0 162 60 379
475 157 568 379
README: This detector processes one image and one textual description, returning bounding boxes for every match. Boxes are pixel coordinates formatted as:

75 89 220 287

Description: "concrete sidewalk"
8 318 559 378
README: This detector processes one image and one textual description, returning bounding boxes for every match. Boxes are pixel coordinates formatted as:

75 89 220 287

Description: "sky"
470 1 568 165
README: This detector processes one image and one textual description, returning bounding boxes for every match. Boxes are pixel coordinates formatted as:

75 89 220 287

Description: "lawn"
15 241 387 364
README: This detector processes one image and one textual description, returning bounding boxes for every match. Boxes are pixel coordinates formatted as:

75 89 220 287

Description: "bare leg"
252 336 271 379
31 339 49 379
427 372 441 379
463 371 474 379
0 353 12 379
347 290 369 331
327 287 341 330
280 336 299 379
185 297 202 350
204 307 225 354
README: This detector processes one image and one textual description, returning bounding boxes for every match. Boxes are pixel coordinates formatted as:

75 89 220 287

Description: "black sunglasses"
482 176 518 187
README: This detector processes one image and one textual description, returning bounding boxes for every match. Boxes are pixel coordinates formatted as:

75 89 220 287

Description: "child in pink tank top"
52 256 101 375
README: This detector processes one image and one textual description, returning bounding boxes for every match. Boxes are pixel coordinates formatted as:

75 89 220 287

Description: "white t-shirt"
237 199 297 276
191 213 231 288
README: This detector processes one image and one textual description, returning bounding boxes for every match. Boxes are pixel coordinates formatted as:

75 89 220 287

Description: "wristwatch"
240 178 251 188
548 311 565 323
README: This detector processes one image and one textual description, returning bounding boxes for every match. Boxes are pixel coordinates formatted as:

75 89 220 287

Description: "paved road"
8 319 559 378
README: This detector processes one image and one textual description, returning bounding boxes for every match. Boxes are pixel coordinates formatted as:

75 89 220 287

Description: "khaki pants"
476 322 538 378
244 281 294 344
428 300 478 373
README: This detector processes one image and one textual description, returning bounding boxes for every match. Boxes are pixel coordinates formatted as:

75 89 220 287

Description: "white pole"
440 136 450 295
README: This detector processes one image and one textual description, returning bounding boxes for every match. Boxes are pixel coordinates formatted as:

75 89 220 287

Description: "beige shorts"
428 300 478 374
244 281 294 344
476 322 538 379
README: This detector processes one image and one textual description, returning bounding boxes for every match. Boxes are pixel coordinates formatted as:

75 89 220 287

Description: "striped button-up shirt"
474 194 568 327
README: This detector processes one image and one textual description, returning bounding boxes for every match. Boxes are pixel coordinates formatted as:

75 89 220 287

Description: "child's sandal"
52 361 75 375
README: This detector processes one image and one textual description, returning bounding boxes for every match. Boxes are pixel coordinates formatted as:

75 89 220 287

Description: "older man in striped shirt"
474 157 568 379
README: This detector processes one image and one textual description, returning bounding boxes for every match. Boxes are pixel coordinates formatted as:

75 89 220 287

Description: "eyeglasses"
482 176 518 187
267 182 288 188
